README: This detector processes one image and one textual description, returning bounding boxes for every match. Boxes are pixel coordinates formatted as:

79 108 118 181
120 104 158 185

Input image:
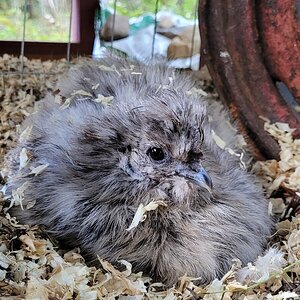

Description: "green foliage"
0 1 70 42
107 0 197 19
0 11 69 42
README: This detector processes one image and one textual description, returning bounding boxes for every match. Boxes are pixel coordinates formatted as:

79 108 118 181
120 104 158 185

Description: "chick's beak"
176 165 213 193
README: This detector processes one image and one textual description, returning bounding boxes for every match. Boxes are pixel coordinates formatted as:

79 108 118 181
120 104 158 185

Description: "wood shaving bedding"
0 55 299 299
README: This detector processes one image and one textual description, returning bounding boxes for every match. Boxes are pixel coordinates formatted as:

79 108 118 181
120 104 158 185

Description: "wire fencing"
0 0 199 81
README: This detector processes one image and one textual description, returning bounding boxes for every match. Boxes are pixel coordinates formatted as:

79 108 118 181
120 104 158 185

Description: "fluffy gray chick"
5 55 272 285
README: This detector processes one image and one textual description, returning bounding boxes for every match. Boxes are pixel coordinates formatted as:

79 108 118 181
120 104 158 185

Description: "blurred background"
0 0 200 69
0 0 71 42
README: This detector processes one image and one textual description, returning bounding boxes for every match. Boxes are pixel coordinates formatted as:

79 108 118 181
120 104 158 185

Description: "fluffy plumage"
4 55 272 285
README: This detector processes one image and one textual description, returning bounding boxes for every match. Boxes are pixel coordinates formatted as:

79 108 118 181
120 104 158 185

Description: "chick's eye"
147 147 165 162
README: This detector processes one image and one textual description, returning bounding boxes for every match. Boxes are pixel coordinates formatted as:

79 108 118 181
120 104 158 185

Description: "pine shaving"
92 83 99 90
29 164 49 176
127 201 168 231
9 181 30 210
60 90 93 109
212 130 246 170
253 119 300 194
19 148 29 170
71 90 93 97
93 94 114 106
212 129 226 149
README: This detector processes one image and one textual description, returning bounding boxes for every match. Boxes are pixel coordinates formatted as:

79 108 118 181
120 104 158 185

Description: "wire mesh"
66 0 74 62
20 0 28 81
151 0 159 59
189 0 199 69
97 0 199 65
0 0 200 83
110 0 117 47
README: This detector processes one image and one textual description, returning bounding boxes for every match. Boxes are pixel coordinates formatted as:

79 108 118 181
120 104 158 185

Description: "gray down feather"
4 55 273 285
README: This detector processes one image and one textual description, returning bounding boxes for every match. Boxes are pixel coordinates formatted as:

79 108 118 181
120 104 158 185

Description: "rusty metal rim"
199 0 300 160
257 0 300 104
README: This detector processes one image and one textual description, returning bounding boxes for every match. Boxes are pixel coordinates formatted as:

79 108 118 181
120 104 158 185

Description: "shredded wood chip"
99 259 148 296
26 200 36 210
0 252 12 269
54 93 64 104
59 97 73 110
187 87 208 97
20 233 37 252
19 125 33 143
10 181 30 210
211 130 246 170
93 94 114 106
127 201 168 231
60 89 114 110
120 65 135 72
26 277 49 300
29 164 49 176
19 148 29 170
59 89 93 109
253 119 300 193
98 64 121 76
98 64 115 71
0 269 7 281
212 129 226 149
92 83 99 90
71 90 93 97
